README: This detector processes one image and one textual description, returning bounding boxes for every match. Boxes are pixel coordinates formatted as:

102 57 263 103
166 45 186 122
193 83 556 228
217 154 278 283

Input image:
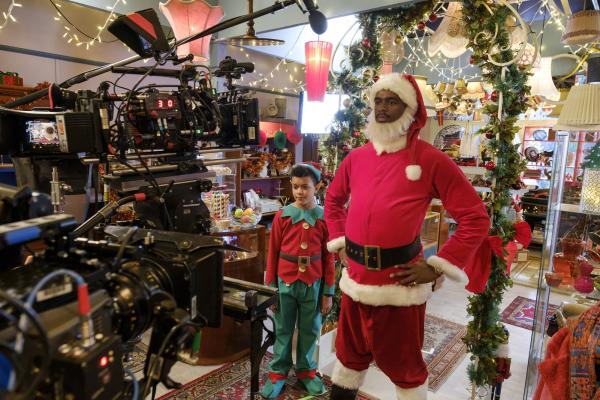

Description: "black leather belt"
280 253 321 265
345 236 421 271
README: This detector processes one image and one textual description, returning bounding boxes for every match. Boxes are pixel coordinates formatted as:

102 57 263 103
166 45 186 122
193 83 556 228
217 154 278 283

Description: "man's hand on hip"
389 258 441 286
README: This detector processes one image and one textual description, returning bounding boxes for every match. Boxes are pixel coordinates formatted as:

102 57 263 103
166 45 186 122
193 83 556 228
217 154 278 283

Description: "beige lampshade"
434 82 447 95
556 83 600 131
548 88 570 117
462 81 485 100
527 57 560 101
454 78 467 95
561 10 600 45
443 83 455 97
428 2 469 58
414 75 437 117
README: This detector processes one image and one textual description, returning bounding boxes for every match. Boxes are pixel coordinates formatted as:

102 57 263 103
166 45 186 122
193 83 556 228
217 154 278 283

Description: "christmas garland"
461 0 529 388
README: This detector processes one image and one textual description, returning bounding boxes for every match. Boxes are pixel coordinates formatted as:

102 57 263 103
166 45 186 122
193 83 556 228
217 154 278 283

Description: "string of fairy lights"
52 0 125 50
0 1 22 31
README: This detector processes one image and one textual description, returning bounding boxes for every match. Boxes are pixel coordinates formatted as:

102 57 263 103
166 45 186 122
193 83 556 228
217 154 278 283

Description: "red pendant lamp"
304 41 333 101
159 0 224 63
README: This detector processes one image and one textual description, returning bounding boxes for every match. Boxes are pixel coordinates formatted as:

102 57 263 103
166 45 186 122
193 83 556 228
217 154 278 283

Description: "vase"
573 257 594 294
553 252 574 285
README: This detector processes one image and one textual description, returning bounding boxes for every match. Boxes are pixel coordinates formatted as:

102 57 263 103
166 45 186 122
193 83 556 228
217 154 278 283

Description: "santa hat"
369 73 424 181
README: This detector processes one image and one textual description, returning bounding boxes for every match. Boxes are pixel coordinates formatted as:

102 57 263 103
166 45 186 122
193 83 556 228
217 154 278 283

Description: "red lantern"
305 41 333 102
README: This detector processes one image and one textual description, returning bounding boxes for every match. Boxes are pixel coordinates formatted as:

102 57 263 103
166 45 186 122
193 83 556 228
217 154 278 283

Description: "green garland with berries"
461 0 530 389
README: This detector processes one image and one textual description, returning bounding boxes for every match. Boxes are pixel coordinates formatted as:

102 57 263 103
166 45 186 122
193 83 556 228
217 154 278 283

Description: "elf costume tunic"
262 203 335 398
325 73 490 399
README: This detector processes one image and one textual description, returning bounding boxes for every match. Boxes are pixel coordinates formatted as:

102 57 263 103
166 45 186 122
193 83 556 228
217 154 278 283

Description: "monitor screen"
299 92 348 135
26 120 59 146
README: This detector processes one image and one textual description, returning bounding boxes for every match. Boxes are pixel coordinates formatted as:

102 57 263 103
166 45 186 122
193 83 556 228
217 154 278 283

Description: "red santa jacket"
265 204 335 295
325 74 490 307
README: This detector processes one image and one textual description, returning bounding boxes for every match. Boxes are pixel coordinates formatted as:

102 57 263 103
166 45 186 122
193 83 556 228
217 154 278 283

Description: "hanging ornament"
362 108 371 117
469 55 476 65
361 38 371 48
380 29 404 65
259 129 267 146
343 98 352 108
274 129 287 150
428 13 438 22
485 131 495 139
342 144 350 152
350 46 364 61
352 130 361 138
305 41 333 101
362 68 373 82
417 21 426 31
504 15 518 32
485 161 496 171
490 90 498 102
373 75 380 82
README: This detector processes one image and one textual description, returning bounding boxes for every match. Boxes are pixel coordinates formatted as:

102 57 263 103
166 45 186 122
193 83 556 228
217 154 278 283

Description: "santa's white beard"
365 108 416 155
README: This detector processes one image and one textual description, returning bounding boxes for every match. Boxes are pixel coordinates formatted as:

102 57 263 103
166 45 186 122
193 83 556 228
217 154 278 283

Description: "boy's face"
291 176 316 208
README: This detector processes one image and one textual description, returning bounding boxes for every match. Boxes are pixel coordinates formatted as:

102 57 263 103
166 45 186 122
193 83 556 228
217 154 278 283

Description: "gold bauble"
394 35 403 45
504 15 517 32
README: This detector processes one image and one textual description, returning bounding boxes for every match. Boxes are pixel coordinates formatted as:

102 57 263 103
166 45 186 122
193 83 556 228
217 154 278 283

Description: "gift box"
1 72 22 86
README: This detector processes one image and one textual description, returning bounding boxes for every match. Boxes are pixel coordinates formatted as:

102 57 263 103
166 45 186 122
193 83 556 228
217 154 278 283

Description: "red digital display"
156 97 176 109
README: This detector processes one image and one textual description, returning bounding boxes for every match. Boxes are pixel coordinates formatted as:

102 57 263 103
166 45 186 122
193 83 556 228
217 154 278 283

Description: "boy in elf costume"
261 163 335 399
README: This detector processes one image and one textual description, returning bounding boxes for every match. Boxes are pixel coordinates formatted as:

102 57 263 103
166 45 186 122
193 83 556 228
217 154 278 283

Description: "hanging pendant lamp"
304 40 333 101
219 0 284 46
159 0 224 62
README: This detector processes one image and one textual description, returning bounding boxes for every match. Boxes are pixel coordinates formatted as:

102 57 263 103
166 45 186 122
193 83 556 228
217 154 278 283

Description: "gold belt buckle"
364 245 382 271
298 255 310 272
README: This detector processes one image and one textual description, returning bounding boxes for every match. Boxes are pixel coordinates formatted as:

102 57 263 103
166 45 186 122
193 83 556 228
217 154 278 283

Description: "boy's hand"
321 295 332 315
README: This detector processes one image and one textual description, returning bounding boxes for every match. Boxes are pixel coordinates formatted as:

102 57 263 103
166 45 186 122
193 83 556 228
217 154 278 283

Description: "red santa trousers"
335 292 428 389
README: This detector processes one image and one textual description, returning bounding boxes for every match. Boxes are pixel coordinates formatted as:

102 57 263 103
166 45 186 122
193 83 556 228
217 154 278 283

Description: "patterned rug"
501 296 559 331
158 315 466 398
157 353 377 400
370 314 467 392
123 342 148 374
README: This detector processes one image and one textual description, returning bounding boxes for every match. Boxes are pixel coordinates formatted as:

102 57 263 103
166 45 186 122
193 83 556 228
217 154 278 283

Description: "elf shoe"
261 372 287 399
297 370 326 396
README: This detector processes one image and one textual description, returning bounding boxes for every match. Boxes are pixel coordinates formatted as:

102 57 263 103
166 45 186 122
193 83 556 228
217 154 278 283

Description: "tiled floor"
143 254 574 400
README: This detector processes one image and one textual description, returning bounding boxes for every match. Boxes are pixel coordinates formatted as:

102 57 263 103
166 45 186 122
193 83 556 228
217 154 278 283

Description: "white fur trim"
331 361 367 390
366 108 415 155
495 342 510 358
426 255 469 284
371 133 407 155
327 236 346 253
395 378 428 400
406 165 422 181
339 268 432 307
370 73 418 111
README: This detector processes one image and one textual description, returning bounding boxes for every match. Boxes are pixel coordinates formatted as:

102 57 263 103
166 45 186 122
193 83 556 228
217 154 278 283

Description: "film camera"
0 186 225 399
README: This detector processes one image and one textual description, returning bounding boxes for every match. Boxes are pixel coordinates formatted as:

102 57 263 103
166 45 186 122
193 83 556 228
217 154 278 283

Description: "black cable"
0 291 51 400
113 226 138 266
48 0 120 43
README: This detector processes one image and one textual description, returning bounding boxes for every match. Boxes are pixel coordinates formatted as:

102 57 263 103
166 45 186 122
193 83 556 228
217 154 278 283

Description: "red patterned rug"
157 353 377 400
501 296 559 331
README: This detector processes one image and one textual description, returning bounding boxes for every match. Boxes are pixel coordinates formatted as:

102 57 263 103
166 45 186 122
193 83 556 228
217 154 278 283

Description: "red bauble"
352 130 361 138
485 131 495 139
469 55 476 65
485 161 496 171
361 38 371 48
428 13 438 22
490 91 498 102
342 144 350 152
417 21 426 30
373 75 380 82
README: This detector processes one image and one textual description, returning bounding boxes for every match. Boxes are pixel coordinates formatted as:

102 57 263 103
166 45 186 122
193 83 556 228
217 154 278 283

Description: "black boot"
330 384 358 400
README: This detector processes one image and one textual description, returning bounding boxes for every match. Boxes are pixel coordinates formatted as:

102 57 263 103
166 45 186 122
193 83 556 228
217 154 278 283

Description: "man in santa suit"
324 73 490 400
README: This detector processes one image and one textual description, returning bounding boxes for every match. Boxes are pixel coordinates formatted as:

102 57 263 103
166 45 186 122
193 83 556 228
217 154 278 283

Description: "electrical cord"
0 290 51 400
113 226 138 267
123 367 139 400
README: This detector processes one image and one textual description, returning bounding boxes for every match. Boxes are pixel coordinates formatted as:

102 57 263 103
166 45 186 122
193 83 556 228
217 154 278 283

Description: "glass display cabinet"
524 131 600 398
